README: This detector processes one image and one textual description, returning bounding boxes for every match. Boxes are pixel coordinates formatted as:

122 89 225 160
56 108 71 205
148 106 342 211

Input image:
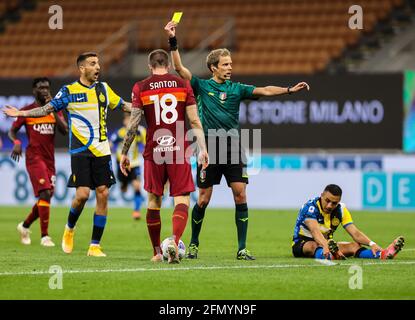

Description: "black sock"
91 213 107 245
235 203 248 251
67 207 82 229
190 203 206 246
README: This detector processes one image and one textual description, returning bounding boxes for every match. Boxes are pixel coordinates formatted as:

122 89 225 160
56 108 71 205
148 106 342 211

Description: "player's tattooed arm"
24 103 55 117
121 108 143 155
3 103 54 118
120 101 132 113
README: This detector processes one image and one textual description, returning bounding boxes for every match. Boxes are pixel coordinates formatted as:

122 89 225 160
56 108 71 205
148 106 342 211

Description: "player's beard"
91 71 99 82
85 70 99 83
37 95 47 106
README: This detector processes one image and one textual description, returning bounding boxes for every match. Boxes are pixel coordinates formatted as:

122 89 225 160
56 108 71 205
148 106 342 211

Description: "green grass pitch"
0 206 414 300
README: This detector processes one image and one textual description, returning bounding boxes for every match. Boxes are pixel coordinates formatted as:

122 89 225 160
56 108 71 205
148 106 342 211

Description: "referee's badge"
219 92 227 101
200 168 206 183
99 93 105 103
331 217 340 227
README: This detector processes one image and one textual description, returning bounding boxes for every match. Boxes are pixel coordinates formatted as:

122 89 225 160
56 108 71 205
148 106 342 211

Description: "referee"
164 21 310 260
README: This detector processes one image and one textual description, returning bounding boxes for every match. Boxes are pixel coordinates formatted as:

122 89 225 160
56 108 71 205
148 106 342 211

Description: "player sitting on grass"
292 184 404 260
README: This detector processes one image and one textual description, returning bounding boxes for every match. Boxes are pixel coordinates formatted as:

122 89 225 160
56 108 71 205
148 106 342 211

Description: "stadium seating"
0 3 6 17
0 0 404 77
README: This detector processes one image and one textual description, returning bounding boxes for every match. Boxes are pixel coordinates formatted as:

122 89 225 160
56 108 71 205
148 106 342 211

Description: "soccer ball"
161 238 186 261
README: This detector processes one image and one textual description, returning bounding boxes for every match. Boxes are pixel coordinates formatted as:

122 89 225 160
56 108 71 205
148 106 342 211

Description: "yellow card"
172 12 183 24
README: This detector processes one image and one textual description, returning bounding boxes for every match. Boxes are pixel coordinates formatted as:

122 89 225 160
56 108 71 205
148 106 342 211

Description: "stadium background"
0 0 415 211
0 0 415 305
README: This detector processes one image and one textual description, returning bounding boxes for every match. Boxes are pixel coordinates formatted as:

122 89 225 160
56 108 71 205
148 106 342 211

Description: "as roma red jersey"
12 102 63 165
132 73 196 162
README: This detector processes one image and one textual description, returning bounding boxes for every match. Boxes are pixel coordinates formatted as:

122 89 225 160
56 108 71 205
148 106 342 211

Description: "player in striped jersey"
3 52 132 257
292 184 405 260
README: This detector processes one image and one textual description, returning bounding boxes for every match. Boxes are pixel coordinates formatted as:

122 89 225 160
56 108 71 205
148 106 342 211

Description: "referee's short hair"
324 184 342 197
148 49 169 68
77 52 98 67
206 48 231 72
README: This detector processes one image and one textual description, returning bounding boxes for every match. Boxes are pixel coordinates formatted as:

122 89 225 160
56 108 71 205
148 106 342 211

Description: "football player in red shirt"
9 77 68 247
120 49 208 263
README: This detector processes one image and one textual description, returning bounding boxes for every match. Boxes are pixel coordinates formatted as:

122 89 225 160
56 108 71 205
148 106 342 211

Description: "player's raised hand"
164 21 177 38
11 143 22 162
198 150 209 170
2 105 21 118
291 82 310 92
120 154 131 176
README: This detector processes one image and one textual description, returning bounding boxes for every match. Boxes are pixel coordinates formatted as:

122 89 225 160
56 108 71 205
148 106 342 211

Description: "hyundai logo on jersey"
157 135 176 147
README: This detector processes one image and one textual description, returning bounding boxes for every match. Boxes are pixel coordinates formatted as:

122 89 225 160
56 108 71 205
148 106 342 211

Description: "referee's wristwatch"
287 86 292 95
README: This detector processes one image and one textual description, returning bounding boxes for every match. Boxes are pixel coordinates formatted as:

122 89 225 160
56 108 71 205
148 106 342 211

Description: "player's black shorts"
116 162 141 186
292 237 314 258
67 155 116 189
196 163 248 188
197 135 248 188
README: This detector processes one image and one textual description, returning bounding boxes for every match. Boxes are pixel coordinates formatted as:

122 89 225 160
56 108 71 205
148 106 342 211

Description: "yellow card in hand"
172 12 183 24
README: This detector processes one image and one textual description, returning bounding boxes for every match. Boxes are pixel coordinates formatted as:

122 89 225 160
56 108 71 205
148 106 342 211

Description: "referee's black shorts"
196 135 248 188
196 163 248 188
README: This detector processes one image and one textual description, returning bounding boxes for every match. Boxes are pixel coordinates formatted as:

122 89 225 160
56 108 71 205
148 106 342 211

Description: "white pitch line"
1 261 415 277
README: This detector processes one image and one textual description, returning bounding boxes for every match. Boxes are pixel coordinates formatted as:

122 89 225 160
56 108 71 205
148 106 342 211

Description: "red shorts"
144 159 195 197
26 158 55 197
